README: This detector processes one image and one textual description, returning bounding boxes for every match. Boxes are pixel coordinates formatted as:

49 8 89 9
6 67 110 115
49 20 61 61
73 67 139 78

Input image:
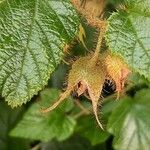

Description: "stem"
73 111 87 119
75 100 90 114
73 109 91 119
94 30 104 58
90 22 107 64
31 144 40 150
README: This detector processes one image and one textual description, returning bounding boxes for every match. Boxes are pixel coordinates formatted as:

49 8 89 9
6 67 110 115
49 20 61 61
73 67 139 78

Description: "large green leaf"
40 135 106 150
76 115 110 145
10 89 76 142
0 100 29 150
107 89 150 150
0 0 79 107
106 0 150 80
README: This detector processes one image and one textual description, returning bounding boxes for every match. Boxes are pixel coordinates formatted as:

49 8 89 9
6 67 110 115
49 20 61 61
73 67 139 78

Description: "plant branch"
91 21 107 64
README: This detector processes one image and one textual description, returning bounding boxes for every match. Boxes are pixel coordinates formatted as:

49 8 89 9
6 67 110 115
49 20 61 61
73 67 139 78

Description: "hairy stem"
91 22 107 64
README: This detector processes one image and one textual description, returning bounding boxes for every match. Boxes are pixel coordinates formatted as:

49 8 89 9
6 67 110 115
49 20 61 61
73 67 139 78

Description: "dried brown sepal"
41 54 106 129
77 24 87 49
63 40 77 54
71 0 107 28
81 0 106 18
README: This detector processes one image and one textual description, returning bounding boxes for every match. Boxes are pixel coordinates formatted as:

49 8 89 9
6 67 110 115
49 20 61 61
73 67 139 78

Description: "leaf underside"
106 0 150 80
0 0 79 107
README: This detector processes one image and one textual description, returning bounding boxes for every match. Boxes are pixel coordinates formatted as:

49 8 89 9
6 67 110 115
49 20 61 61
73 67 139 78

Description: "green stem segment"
90 22 107 65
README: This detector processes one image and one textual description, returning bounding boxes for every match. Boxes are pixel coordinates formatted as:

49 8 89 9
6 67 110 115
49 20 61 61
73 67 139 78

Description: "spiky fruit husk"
101 52 131 98
69 54 106 129
42 54 106 129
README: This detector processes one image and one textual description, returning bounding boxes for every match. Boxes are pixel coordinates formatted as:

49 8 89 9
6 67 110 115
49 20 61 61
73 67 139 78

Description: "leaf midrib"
15 0 44 95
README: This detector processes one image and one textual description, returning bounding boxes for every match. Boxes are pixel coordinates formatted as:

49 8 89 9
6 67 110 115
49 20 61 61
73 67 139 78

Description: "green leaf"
76 116 110 145
10 89 76 142
41 135 106 150
0 100 29 150
106 0 150 80
108 0 125 5
107 89 150 150
0 0 79 107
